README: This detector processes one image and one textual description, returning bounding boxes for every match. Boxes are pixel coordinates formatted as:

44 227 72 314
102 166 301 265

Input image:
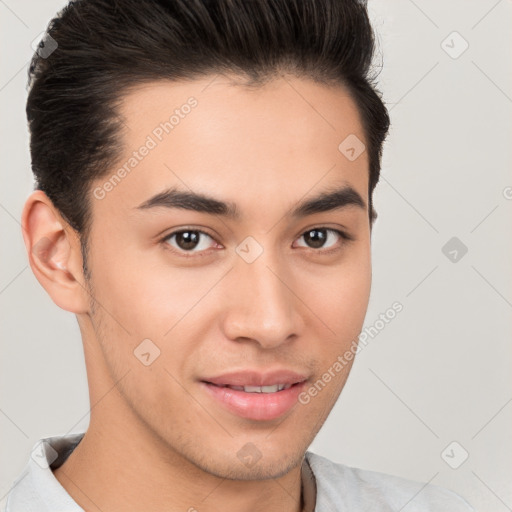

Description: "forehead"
93 74 369 220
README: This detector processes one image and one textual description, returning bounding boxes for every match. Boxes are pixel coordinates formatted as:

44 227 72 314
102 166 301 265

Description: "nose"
220 248 305 349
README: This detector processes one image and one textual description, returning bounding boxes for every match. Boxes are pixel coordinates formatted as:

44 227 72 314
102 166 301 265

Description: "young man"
6 0 475 510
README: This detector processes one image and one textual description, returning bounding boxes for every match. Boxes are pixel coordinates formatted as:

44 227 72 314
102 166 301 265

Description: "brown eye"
302 228 329 249
162 229 217 255
295 228 351 251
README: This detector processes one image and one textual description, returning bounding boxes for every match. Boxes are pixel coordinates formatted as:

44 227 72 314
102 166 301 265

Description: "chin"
190 444 305 481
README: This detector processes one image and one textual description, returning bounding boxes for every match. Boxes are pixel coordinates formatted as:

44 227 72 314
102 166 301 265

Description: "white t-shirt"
4 432 476 511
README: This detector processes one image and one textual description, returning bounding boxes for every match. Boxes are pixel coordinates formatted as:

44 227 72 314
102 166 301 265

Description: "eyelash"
159 227 353 258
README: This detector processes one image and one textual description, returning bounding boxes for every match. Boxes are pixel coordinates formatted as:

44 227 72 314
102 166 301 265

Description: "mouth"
204 382 296 393
200 379 308 421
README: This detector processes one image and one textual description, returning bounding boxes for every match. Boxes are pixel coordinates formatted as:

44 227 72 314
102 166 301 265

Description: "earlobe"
21 190 90 314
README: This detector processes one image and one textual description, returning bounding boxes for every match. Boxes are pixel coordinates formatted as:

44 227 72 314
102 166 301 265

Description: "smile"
201 380 307 421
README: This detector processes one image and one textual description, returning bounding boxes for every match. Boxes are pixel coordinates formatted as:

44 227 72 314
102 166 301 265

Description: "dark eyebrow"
134 184 366 219
135 187 241 219
290 185 366 218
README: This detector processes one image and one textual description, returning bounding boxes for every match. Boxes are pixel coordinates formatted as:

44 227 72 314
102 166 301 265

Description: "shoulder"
305 451 476 512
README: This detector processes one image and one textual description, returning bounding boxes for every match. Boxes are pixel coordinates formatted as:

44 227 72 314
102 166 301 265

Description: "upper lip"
202 369 309 387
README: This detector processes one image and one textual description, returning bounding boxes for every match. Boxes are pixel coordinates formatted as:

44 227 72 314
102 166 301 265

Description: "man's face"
84 74 371 479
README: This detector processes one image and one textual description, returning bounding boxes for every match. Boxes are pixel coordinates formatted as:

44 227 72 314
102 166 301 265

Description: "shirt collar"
7 432 86 512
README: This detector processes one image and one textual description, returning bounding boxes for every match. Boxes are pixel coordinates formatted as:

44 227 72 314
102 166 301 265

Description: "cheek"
298 245 371 340
296 254 371 411
91 242 211 338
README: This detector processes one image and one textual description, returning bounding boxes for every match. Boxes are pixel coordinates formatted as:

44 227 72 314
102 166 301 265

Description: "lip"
202 369 308 387
201 380 307 421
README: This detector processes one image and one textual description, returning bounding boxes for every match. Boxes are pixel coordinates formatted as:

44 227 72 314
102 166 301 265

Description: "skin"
21 73 373 512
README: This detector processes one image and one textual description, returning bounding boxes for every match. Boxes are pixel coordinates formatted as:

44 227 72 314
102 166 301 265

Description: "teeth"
225 383 292 393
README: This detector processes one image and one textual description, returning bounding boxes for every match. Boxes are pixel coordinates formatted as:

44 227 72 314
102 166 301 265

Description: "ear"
370 205 378 232
21 190 90 314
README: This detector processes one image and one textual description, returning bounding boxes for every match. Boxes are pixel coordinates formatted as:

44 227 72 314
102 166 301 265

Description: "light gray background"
1 1 511 511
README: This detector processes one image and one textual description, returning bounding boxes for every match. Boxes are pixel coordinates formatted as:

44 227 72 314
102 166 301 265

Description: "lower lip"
200 381 307 421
